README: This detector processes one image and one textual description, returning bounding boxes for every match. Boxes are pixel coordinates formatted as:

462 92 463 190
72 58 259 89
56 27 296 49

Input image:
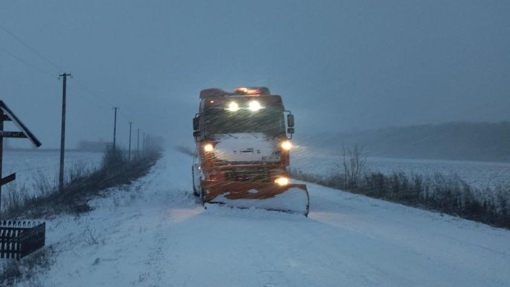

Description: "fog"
1 0 509 149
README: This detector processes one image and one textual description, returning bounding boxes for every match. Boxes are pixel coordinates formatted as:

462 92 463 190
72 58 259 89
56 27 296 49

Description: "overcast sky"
1 0 509 149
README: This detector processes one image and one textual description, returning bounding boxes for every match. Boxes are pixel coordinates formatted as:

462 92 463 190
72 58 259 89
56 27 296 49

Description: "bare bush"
67 161 93 184
1 145 161 219
340 145 367 189
1 181 35 216
84 226 100 245
101 147 128 171
0 260 22 286
0 246 54 286
32 171 56 197
291 152 510 229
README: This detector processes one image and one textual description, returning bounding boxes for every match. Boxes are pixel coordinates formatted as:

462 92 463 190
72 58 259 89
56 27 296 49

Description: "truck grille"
224 169 271 182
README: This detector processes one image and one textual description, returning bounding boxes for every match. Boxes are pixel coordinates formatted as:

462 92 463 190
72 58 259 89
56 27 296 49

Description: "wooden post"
0 109 4 212
128 122 132 160
112 107 119 150
137 128 140 157
59 73 71 192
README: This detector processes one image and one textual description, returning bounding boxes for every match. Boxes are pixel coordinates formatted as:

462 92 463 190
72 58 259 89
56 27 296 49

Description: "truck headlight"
281 140 292 150
227 102 239 112
274 177 290 186
203 143 214 152
248 101 262 111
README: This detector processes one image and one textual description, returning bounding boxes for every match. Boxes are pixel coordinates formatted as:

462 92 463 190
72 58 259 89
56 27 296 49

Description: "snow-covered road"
32 150 510 286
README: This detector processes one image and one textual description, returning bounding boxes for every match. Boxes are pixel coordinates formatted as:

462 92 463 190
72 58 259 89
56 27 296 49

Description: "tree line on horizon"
304 121 510 162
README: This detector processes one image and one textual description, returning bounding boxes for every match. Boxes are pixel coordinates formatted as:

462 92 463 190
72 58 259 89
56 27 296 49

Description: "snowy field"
1 150 103 192
5 147 510 193
2 148 510 286
292 146 510 189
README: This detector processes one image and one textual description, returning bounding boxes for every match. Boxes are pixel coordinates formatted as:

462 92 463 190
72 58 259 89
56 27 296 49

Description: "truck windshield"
204 107 285 137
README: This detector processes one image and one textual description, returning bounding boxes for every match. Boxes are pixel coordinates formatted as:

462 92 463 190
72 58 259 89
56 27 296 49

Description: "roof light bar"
234 87 270 96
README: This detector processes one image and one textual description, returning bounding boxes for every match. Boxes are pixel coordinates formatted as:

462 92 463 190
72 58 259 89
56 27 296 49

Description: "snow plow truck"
192 87 309 216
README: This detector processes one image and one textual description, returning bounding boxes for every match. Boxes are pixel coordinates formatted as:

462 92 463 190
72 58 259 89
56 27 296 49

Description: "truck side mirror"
287 114 294 128
193 117 200 131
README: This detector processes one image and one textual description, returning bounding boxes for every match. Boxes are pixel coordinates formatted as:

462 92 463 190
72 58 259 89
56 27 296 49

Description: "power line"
0 47 55 79
61 75 144 132
0 24 119 112
68 83 113 111
117 108 136 123
72 77 116 108
0 49 112 112
0 24 154 137
0 23 63 72
70 78 143 128
68 90 111 111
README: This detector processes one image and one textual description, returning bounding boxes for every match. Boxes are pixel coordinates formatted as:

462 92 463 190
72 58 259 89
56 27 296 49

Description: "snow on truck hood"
213 133 280 162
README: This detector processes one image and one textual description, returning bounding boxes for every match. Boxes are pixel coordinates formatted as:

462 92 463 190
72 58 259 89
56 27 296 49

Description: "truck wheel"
192 165 199 197
200 188 206 207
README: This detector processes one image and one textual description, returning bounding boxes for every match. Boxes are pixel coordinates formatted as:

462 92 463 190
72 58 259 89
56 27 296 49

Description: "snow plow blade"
201 181 309 216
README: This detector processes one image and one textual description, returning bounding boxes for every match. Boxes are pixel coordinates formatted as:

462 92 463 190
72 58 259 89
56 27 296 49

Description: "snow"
214 133 278 162
5 149 510 286
292 149 510 189
210 186 309 215
2 150 103 193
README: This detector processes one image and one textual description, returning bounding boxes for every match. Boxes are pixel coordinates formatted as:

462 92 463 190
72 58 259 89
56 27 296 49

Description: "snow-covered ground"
8 149 510 286
2 150 103 190
292 147 510 189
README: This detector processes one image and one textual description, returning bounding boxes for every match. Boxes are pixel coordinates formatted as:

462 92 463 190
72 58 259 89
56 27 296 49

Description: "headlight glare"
281 141 292 150
203 143 214 152
227 102 239 111
248 101 262 111
274 177 290 186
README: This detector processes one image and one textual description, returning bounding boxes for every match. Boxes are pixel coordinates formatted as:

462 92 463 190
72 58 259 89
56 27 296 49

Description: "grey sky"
1 0 509 149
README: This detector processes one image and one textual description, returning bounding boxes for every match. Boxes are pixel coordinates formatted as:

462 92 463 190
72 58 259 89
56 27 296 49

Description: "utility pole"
128 122 132 160
59 72 71 192
143 132 146 152
137 128 140 156
112 107 119 150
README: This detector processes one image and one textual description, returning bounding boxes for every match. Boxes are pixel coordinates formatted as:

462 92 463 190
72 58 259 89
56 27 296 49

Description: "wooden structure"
0 221 46 259
0 101 42 212
0 101 45 260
